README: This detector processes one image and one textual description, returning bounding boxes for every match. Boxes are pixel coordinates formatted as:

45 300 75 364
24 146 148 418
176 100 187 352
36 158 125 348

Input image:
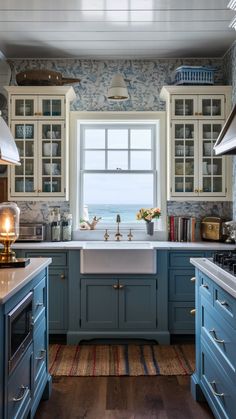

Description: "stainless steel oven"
8 292 33 373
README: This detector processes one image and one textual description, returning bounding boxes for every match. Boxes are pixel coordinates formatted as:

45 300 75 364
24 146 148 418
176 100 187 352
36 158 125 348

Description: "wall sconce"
0 202 29 267
107 73 129 101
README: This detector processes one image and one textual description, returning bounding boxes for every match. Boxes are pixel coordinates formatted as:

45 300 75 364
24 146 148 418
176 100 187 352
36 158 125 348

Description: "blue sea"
86 204 151 224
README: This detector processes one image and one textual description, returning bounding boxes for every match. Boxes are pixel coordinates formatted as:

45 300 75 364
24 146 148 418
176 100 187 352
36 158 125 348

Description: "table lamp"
0 202 29 267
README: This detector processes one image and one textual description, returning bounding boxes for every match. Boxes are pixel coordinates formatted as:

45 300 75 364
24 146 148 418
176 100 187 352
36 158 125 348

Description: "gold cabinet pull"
36 301 44 307
190 277 196 282
194 188 199 193
190 309 196 315
209 329 225 344
112 284 118 289
219 300 228 307
210 381 224 398
60 273 65 280
119 284 125 289
201 284 209 289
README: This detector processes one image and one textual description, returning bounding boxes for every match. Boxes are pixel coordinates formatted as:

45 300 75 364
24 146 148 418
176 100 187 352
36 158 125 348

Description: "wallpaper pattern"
8 57 232 224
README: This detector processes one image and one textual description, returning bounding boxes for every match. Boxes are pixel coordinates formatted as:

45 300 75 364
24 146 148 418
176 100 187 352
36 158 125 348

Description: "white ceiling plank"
0 10 233 22
0 31 234 42
0 21 232 32
0 0 229 11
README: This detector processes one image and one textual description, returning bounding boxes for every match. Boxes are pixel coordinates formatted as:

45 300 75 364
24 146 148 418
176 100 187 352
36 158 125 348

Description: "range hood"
214 104 236 155
0 112 20 165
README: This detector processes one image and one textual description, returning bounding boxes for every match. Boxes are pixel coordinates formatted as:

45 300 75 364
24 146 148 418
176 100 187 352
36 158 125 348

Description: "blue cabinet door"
81 278 119 329
49 269 68 333
118 278 156 329
169 269 195 301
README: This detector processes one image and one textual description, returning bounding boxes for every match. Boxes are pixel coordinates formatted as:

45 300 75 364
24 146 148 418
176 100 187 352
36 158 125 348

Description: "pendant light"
107 73 129 101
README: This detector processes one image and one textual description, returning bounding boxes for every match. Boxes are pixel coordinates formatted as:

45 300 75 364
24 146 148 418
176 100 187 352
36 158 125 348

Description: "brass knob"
190 277 196 282
199 189 203 193
60 274 65 280
112 284 118 289
194 188 199 193
38 189 42 193
119 284 125 289
190 309 196 315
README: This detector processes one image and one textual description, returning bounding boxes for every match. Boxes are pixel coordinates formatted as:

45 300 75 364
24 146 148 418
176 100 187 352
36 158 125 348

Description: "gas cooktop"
212 250 236 276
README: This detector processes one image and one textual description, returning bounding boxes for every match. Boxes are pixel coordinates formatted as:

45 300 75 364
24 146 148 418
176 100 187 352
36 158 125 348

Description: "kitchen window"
70 112 166 233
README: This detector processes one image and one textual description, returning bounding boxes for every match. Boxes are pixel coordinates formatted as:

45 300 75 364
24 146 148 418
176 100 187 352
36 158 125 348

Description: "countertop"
11 240 236 250
190 258 236 298
0 258 51 303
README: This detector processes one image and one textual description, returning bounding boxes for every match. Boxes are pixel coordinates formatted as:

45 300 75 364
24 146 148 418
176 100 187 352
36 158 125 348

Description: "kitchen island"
0 258 51 419
191 256 236 419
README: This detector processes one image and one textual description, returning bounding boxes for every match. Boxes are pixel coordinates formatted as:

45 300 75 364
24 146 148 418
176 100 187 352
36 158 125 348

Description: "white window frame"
69 112 167 236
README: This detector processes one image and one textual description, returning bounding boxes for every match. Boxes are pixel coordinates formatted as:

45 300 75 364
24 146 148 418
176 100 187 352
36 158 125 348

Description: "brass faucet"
115 214 122 241
104 229 109 241
127 229 133 241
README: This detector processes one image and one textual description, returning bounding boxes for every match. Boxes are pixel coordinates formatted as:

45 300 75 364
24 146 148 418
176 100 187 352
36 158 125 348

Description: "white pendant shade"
107 74 129 101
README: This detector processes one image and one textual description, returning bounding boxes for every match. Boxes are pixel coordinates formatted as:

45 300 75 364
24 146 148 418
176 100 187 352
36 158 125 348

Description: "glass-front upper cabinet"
198 121 225 196
171 121 198 196
39 122 64 195
11 121 37 195
11 95 65 119
171 94 225 120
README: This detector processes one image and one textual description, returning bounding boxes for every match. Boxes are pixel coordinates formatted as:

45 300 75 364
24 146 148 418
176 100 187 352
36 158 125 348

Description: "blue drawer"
169 251 205 268
7 345 32 419
198 271 213 303
33 276 46 325
214 285 236 330
169 302 195 333
202 297 236 385
33 317 47 396
201 339 236 419
169 269 195 301
25 251 67 267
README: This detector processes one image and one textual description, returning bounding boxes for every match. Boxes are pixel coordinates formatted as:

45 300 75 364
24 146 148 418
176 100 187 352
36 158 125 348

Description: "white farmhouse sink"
80 242 156 274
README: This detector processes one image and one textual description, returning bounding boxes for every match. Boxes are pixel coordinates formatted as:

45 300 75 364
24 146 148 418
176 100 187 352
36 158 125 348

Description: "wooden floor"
35 375 214 419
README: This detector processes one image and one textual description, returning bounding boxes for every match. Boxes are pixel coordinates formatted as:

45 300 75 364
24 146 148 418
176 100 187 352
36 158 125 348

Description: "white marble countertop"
190 258 236 298
0 258 51 304
10 240 236 250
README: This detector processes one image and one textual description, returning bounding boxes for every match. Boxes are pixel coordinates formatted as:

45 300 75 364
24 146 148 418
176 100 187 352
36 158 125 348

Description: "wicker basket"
174 66 215 85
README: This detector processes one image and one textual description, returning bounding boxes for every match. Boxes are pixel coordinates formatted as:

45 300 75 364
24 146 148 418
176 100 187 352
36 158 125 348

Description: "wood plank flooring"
35 376 214 419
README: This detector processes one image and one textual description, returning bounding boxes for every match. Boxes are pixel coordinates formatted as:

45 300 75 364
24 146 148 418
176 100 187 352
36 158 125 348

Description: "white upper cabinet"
5 86 76 201
160 85 232 201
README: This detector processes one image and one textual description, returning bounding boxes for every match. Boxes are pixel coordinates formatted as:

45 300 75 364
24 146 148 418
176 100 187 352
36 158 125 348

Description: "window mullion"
105 128 108 170
128 128 131 170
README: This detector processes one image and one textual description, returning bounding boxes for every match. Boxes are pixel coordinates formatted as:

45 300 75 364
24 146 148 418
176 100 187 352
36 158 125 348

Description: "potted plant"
136 207 161 235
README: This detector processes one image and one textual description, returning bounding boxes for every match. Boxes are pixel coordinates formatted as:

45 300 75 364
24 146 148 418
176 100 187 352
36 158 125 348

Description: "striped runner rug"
49 344 195 376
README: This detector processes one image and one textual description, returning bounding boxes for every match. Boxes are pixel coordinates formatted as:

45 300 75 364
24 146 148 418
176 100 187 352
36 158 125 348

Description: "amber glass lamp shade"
0 202 20 263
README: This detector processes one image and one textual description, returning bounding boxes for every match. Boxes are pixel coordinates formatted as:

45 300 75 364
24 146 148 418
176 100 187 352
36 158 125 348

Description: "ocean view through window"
80 123 157 227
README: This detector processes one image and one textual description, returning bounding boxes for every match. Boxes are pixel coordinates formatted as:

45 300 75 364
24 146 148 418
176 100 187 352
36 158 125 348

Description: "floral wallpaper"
7 56 233 224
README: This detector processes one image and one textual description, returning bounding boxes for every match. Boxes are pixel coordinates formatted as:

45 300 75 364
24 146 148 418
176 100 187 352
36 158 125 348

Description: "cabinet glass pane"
15 177 24 192
42 99 61 116
43 160 61 176
202 99 221 117
203 177 212 192
42 178 61 193
25 141 34 157
25 178 34 192
42 141 60 157
15 99 34 117
175 177 184 192
174 99 194 116
185 159 194 176
15 124 34 139
186 140 194 156
175 159 184 175
213 178 223 192
42 124 61 140
25 159 34 175
185 177 194 192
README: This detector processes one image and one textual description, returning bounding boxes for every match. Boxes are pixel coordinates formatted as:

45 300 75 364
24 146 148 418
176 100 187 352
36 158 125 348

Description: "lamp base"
0 258 30 268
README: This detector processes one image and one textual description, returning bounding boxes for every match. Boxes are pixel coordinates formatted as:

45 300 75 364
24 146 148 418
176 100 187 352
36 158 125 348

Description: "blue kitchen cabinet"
191 267 236 419
0 262 51 419
24 251 68 333
81 277 156 330
167 251 211 334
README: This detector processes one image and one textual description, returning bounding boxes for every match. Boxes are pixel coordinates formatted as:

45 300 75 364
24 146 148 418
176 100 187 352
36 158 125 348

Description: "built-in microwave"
8 292 33 373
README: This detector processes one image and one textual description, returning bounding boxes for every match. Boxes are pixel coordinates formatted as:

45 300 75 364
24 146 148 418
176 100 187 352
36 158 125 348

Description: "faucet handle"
116 214 121 223
104 229 109 241
127 229 133 241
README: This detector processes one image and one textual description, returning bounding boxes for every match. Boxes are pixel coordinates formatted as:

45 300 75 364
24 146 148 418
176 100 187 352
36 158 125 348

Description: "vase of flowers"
136 207 161 236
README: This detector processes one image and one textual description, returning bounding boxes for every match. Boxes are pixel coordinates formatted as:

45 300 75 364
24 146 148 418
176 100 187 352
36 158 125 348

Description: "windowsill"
73 228 168 241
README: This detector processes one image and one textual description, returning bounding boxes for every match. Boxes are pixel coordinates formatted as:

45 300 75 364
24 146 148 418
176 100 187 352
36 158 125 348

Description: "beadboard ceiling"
0 0 235 59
